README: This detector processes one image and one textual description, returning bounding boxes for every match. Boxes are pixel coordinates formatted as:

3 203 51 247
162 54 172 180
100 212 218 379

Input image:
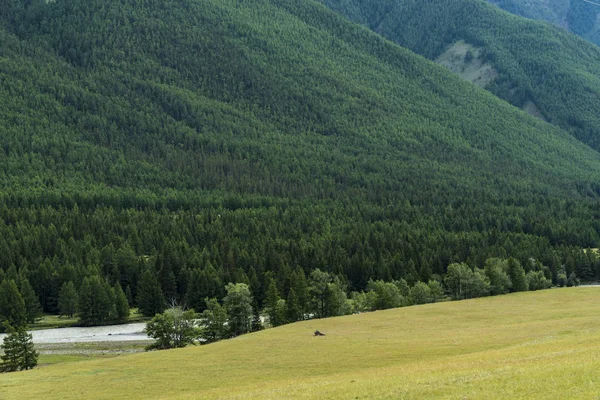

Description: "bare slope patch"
522 99 547 121
436 41 546 120
435 40 498 87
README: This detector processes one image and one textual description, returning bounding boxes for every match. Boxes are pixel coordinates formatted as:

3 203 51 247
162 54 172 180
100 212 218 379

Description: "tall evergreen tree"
78 276 114 326
113 283 130 322
251 302 264 332
137 270 165 317
507 258 528 292
264 277 282 327
184 269 205 312
0 280 26 330
292 268 309 315
58 281 78 318
18 278 42 324
0 323 38 372
125 285 133 307
157 254 177 304
285 288 302 322
309 269 331 318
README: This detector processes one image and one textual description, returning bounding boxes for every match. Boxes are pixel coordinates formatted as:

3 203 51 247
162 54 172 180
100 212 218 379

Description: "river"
0 323 149 344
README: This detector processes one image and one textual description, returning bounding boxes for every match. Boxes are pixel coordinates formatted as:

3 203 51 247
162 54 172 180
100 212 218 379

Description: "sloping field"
2 289 600 399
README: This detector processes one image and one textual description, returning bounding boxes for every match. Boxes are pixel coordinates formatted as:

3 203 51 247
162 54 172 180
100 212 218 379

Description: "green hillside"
2 288 600 399
321 0 600 150
0 0 599 313
487 0 600 46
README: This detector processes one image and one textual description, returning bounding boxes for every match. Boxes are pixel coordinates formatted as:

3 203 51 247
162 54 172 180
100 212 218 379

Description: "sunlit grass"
3 288 600 399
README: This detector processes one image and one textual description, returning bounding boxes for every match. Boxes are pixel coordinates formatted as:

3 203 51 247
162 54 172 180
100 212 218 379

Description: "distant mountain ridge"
321 0 600 151
486 0 600 46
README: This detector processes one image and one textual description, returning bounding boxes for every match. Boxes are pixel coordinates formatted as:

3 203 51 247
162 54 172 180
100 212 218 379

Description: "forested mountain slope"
321 0 600 150
0 0 599 315
486 0 600 46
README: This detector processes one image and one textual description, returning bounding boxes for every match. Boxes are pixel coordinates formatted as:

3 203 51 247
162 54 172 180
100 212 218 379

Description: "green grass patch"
3 288 600 399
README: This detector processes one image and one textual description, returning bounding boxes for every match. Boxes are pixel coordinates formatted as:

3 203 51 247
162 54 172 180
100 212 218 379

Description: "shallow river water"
0 323 149 344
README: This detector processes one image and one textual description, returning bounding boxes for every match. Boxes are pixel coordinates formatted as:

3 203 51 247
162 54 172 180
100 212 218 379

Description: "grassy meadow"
2 288 600 399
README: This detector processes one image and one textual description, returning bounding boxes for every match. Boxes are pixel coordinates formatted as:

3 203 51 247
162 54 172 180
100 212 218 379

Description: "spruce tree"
292 268 309 315
157 255 177 304
247 267 262 307
114 283 130 322
507 258 528 292
137 270 165 317
201 263 223 302
78 276 114 325
264 277 281 327
285 288 302 322
77 278 94 324
18 278 42 324
58 281 78 318
0 324 20 372
0 280 26 330
0 323 38 372
125 285 133 307
184 269 205 312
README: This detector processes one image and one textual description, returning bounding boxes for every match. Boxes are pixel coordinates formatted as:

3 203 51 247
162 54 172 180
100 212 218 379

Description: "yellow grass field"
2 288 600 399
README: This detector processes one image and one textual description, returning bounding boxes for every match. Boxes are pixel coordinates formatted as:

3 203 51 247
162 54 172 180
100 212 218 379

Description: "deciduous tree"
223 283 253 336
146 307 200 350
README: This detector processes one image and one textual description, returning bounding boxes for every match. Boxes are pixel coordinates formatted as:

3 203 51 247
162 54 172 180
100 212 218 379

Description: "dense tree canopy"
321 0 600 150
0 0 597 324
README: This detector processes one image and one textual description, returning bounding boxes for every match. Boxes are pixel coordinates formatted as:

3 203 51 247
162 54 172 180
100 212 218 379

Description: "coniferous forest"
321 0 600 150
1 0 600 328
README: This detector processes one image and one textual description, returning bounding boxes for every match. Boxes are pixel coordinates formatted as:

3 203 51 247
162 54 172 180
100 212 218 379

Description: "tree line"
144 256 573 350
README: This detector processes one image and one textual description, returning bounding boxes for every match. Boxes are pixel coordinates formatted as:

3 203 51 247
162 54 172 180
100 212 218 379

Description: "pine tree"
137 270 165 317
78 276 114 326
125 285 133 307
507 258 528 292
285 288 302 322
247 267 262 307
264 277 281 327
184 269 205 312
77 278 94 324
292 268 309 315
157 255 177 304
18 278 42 324
114 283 130 322
0 280 26 330
58 281 78 318
20 330 38 371
0 323 38 373
0 324 20 372
201 263 223 302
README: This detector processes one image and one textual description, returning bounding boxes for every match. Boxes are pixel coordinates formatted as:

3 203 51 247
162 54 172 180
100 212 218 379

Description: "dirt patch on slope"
435 40 498 87
522 100 547 121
